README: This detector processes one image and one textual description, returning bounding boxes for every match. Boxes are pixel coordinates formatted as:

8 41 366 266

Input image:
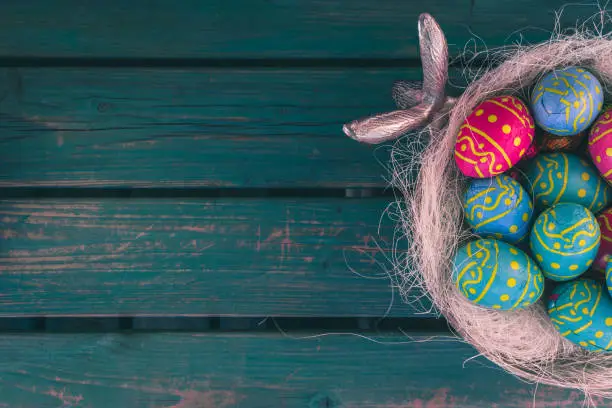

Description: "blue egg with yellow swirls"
548 279 612 352
530 203 600 281
452 238 544 310
524 152 611 213
531 66 604 136
463 175 533 244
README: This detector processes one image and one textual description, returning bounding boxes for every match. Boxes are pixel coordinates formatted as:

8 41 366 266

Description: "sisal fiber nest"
343 11 612 404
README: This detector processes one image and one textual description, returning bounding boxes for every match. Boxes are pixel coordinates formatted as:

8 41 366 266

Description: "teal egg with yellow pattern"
463 175 533 244
531 66 604 136
452 238 544 310
548 279 612 352
524 152 611 213
530 203 600 281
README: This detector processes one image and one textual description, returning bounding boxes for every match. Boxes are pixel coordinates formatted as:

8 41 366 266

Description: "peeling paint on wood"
0 198 416 317
0 2 602 406
0 333 591 407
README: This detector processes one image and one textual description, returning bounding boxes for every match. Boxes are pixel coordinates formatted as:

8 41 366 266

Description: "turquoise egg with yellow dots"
548 279 612 352
531 66 604 136
524 152 611 213
530 203 600 281
452 238 544 310
463 175 533 243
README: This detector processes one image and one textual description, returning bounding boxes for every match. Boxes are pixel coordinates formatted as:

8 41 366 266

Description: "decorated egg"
452 238 544 310
463 175 533 243
588 108 612 183
454 95 535 178
594 207 612 272
524 152 611 213
530 203 600 281
531 66 604 136
548 279 612 352
607 260 612 298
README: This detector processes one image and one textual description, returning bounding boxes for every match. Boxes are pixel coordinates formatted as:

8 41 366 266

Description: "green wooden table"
0 1 609 406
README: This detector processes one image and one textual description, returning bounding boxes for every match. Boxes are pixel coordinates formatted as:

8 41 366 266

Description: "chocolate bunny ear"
418 13 448 107
343 13 450 144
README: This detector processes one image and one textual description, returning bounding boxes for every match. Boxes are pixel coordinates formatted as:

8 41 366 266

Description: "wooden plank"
0 332 590 407
0 197 420 317
0 0 594 60
0 67 432 188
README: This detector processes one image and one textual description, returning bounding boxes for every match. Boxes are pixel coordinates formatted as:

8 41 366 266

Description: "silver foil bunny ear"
342 13 453 144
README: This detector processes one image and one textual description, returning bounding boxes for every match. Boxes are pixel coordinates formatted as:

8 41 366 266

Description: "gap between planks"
0 316 449 333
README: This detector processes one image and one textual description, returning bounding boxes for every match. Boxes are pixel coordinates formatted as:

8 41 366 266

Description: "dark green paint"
0 333 592 407
0 67 440 187
0 2 601 405
0 198 420 317
0 0 599 59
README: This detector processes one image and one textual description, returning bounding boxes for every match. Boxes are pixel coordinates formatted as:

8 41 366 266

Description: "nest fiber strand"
394 33 612 400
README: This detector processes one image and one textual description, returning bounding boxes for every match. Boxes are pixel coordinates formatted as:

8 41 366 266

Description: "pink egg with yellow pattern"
594 207 612 272
588 108 612 184
454 96 535 178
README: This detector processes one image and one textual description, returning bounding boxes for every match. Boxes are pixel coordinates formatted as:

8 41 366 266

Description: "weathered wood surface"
0 198 421 317
0 0 594 60
0 67 438 187
0 333 595 408
1 3 603 405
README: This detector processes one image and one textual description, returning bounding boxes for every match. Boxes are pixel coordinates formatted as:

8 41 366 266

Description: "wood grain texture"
0 67 436 187
0 0 596 59
0 198 419 317
0 333 594 408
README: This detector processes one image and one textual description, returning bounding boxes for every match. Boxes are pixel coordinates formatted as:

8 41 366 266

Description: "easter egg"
463 175 533 243
531 66 604 136
607 260 612 298
548 279 612 352
588 108 612 183
454 95 535 178
524 152 611 213
594 207 612 272
530 203 600 281
452 238 544 310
